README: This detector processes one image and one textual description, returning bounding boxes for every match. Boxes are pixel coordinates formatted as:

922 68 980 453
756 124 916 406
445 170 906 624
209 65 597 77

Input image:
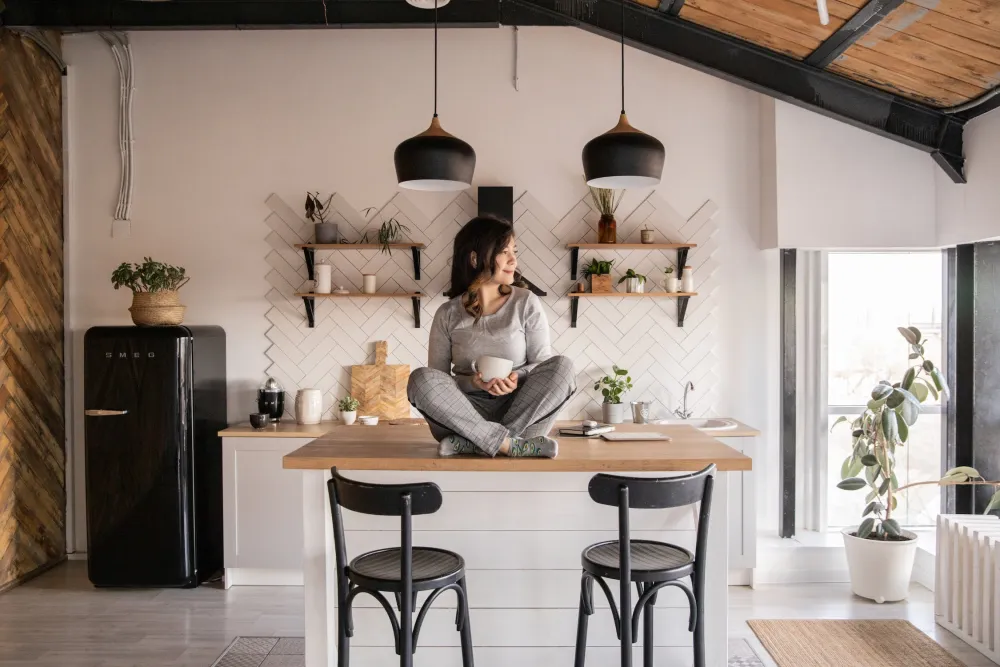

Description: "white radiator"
936 514 1000 664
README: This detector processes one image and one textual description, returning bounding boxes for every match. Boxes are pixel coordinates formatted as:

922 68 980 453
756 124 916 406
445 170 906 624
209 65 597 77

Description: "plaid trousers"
407 355 577 456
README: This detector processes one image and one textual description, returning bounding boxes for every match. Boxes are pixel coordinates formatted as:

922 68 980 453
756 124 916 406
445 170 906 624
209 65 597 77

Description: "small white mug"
362 274 377 294
471 356 514 382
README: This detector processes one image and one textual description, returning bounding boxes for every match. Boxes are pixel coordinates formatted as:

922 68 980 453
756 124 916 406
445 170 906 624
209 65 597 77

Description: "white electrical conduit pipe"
816 0 830 25
99 32 135 221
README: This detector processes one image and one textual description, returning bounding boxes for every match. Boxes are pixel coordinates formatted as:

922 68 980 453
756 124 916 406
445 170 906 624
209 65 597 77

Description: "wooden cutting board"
350 341 411 420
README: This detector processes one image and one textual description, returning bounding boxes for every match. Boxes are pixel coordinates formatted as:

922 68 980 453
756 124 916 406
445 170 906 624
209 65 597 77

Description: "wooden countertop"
223 418 759 439
282 422 752 472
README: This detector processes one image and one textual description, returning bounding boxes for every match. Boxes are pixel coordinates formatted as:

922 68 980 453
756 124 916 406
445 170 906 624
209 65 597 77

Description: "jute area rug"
748 619 965 667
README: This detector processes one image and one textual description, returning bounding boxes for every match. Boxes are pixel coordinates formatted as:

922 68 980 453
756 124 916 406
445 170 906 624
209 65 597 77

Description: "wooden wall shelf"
568 244 698 328
294 243 424 281
568 292 698 297
566 243 697 250
296 292 423 329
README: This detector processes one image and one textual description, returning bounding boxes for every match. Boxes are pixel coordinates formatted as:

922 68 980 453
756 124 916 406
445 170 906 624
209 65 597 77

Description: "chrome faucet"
674 382 695 419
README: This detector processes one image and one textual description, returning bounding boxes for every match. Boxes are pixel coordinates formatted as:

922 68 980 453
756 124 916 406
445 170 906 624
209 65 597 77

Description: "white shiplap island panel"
284 423 750 667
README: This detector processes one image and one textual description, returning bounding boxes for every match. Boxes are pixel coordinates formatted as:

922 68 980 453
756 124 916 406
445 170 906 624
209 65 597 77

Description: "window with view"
826 252 944 528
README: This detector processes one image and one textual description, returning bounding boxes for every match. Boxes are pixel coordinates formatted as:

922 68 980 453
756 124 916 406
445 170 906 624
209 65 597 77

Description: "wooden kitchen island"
283 422 751 667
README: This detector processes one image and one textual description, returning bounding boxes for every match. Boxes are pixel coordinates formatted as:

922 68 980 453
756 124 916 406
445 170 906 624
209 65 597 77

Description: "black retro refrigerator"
84 326 226 587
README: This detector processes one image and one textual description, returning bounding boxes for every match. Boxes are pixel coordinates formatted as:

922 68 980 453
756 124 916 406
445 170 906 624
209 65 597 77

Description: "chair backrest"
588 465 716 510
329 468 443 517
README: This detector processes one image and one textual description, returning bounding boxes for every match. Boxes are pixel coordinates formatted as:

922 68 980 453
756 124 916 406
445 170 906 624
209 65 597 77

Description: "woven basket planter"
129 291 186 326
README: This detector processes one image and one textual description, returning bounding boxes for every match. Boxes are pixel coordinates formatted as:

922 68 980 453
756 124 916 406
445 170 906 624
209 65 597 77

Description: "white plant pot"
842 526 918 603
624 277 645 294
602 402 626 424
663 276 679 293
340 411 357 426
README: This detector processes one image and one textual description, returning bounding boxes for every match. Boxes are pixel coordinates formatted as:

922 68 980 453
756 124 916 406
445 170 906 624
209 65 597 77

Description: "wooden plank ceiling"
633 0 1000 108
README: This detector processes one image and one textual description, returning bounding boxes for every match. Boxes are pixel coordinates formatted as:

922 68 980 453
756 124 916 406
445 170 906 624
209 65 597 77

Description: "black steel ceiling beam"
805 0 904 68
0 1 502 30
508 0 965 182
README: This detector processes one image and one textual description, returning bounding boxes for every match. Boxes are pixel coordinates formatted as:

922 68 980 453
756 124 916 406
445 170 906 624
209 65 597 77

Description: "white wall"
63 28 778 550
936 110 1000 246
761 101 939 249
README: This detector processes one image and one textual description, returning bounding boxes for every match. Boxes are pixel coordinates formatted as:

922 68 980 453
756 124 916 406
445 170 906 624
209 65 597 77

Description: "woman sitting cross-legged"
408 216 576 458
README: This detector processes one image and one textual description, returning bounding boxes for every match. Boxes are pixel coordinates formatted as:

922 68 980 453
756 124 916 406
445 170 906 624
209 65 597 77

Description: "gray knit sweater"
427 287 552 393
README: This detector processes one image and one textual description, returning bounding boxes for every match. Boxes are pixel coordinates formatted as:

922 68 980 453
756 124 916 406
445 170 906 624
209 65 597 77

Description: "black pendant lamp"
394 0 475 191
582 0 665 188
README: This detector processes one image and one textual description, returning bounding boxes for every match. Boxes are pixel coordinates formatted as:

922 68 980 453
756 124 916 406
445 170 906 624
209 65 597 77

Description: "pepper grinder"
257 377 286 423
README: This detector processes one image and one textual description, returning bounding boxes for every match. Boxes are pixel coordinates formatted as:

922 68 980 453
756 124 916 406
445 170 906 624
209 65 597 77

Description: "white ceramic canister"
295 388 323 425
362 274 377 294
680 265 695 293
314 263 333 294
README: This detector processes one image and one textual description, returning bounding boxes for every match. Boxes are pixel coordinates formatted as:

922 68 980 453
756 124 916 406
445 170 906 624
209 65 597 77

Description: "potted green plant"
338 395 360 426
360 207 411 256
589 186 624 244
594 365 633 424
305 192 338 244
663 266 678 293
111 257 189 326
582 258 614 294
834 326 1000 603
618 269 646 294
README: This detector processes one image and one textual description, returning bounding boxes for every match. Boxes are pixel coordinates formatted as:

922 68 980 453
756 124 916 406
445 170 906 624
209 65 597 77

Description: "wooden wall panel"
0 29 65 592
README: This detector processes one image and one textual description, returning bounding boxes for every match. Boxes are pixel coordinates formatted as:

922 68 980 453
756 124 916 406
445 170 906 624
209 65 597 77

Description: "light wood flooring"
0 561 993 666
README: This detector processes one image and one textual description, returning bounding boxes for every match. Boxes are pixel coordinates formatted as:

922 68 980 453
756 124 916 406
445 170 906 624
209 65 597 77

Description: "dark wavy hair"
446 216 526 320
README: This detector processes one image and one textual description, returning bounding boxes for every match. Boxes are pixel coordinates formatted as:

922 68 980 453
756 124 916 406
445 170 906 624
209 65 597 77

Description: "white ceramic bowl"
358 415 380 426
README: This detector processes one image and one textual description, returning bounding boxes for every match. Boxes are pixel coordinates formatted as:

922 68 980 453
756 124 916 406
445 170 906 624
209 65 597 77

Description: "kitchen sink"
653 418 738 431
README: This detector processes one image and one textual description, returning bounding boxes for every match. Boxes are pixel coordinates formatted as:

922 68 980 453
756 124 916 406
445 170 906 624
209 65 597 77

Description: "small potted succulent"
583 258 614 294
663 266 679 293
589 186 624 244
834 325 1000 603
338 395 360 426
594 365 633 424
305 192 338 244
111 257 189 326
618 269 646 294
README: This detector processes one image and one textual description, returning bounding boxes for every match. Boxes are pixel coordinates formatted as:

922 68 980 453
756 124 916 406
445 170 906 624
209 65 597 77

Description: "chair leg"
693 576 705 667
338 604 351 667
574 574 593 667
643 591 657 667
458 578 475 667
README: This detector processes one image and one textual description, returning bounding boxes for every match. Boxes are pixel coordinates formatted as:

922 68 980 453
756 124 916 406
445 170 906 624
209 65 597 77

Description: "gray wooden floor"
0 561 991 666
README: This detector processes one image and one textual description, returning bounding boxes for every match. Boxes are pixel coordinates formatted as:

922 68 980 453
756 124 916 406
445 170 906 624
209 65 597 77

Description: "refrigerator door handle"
84 409 129 416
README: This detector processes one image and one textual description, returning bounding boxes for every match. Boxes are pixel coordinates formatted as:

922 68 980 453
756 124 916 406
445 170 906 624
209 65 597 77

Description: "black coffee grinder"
257 377 285 422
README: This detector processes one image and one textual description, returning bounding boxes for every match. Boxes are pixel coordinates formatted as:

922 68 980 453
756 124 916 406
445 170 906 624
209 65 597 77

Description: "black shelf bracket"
677 296 690 328
570 296 580 328
676 247 690 327
412 297 422 329
302 296 316 328
570 247 580 280
411 247 422 280
303 247 316 281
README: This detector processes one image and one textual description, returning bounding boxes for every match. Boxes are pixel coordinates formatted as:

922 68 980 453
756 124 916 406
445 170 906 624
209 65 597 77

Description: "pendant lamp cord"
434 0 439 118
620 0 625 115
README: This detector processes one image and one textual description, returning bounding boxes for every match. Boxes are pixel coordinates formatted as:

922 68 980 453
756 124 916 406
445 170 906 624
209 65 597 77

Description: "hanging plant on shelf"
305 192 339 244
360 207 411 256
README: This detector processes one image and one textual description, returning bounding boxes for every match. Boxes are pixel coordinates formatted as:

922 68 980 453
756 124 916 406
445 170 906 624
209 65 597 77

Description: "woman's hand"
487 372 519 396
472 373 500 394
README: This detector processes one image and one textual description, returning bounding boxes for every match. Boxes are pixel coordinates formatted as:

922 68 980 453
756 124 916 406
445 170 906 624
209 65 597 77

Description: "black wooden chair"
573 464 716 667
327 467 474 667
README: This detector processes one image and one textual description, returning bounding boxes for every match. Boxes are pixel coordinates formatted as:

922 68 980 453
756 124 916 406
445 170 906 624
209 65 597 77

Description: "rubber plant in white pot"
834 325 1000 603
594 365 633 424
